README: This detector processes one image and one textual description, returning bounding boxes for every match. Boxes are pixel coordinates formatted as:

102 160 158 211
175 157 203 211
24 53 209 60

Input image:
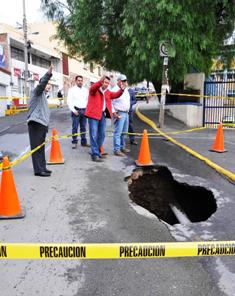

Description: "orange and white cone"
210 123 227 153
135 129 153 166
0 156 25 219
47 128 65 164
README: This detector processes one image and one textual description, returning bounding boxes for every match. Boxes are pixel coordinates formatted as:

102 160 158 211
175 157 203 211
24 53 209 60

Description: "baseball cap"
117 74 127 81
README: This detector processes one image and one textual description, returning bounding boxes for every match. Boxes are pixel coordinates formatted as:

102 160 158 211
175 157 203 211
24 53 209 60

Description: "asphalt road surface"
0 103 234 296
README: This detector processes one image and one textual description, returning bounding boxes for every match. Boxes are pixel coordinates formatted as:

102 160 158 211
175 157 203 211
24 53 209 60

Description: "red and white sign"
14 68 21 77
33 73 39 81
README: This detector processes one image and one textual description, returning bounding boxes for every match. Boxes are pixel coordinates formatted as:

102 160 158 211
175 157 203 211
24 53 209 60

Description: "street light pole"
23 0 29 98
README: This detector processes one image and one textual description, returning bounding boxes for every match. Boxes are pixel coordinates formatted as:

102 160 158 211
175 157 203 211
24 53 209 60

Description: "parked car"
134 87 148 101
222 115 235 124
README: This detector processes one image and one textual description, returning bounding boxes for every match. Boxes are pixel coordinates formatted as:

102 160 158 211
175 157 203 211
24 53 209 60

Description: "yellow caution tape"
0 96 29 100
135 92 235 100
135 105 235 183
0 241 234 259
1 92 235 101
122 126 208 137
0 132 86 170
0 96 64 101
168 92 235 101
222 123 235 127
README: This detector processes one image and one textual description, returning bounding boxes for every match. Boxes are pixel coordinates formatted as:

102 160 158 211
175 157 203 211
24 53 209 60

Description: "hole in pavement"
126 166 217 225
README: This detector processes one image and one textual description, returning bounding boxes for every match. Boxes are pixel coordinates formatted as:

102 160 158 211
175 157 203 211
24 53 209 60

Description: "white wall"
167 104 203 127
0 70 11 116
184 73 205 104
166 73 205 126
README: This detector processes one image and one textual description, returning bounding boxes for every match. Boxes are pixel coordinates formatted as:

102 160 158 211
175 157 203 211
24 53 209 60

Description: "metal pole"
159 57 169 128
23 0 29 98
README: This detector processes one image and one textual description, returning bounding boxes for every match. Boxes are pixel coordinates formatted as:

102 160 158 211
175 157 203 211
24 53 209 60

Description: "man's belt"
116 109 129 113
74 107 86 111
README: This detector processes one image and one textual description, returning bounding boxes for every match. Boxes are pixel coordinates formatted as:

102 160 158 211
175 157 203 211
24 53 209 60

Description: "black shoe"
44 169 52 174
130 140 138 145
101 152 108 156
34 171 51 177
81 143 90 147
92 156 104 162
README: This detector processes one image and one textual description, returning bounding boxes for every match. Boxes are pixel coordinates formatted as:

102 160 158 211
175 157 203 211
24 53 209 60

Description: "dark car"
134 87 148 101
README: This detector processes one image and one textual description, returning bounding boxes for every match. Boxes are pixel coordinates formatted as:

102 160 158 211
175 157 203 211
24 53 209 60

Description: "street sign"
159 41 176 58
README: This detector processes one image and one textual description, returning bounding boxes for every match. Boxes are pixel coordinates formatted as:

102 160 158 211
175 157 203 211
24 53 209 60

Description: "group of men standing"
67 73 137 162
27 65 138 177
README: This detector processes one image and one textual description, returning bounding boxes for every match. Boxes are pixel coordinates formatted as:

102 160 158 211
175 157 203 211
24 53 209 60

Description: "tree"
41 0 235 90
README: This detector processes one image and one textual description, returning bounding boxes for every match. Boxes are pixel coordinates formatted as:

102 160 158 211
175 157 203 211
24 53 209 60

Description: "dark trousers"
28 121 48 174
71 109 87 145
128 110 135 142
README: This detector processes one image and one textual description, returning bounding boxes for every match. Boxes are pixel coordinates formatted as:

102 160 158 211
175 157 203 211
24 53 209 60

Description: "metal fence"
203 79 235 127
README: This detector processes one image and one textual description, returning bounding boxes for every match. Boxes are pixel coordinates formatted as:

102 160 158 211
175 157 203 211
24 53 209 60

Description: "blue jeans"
71 109 87 145
88 112 106 158
113 112 129 152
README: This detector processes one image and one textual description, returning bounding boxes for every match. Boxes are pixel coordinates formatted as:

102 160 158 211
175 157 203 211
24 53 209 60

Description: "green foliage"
41 0 235 88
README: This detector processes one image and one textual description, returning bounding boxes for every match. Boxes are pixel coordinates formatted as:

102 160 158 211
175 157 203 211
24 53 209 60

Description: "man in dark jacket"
128 88 137 145
27 65 53 176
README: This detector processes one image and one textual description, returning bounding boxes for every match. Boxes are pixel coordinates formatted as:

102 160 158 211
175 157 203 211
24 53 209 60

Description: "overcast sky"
0 0 45 26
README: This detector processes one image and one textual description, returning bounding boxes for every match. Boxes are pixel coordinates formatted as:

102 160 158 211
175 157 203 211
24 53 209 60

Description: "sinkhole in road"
127 166 216 225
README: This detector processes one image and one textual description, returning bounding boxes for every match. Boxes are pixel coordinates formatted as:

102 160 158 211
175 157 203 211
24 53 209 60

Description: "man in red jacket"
85 75 124 162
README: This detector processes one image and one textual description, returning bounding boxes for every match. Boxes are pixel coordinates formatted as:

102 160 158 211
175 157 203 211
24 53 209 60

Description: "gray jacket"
27 72 52 126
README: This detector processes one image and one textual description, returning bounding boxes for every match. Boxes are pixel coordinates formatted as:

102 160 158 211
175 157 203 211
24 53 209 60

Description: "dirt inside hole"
127 166 217 225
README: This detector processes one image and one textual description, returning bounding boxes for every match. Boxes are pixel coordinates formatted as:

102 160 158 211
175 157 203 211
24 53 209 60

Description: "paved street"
0 102 234 295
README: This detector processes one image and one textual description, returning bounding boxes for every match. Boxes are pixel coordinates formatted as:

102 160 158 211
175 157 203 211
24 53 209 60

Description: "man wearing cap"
85 75 124 162
111 74 131 156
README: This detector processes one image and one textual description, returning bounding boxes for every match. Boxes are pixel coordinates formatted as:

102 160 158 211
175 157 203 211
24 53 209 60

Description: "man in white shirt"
67 75 89 149
112 74 130 156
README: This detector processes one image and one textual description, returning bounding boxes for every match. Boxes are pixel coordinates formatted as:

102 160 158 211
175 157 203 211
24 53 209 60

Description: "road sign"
159 41 176 58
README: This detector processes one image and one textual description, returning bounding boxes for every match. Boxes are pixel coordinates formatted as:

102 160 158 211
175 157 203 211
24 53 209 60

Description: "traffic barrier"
210 122 226 153
0 157 25 219
135 129 153 166
47 128 65 165
0 241 234 259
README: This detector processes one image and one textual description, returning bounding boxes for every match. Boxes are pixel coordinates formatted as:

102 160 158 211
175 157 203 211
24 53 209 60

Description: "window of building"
83 61 88 70
0 84 6 96
90 62 94 73
50 84 59 98
11 46 24 62
18 77 24 95
32 54 51 69
29 80 35 94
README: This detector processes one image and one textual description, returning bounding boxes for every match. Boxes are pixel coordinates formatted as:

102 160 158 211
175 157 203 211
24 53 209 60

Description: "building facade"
0 22 110 116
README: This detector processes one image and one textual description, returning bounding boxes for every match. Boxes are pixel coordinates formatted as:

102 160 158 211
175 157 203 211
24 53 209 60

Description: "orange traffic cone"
47 128 65 164
135 129 153 166
210 123 227 153
0 156 25 219
99 145 108 156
